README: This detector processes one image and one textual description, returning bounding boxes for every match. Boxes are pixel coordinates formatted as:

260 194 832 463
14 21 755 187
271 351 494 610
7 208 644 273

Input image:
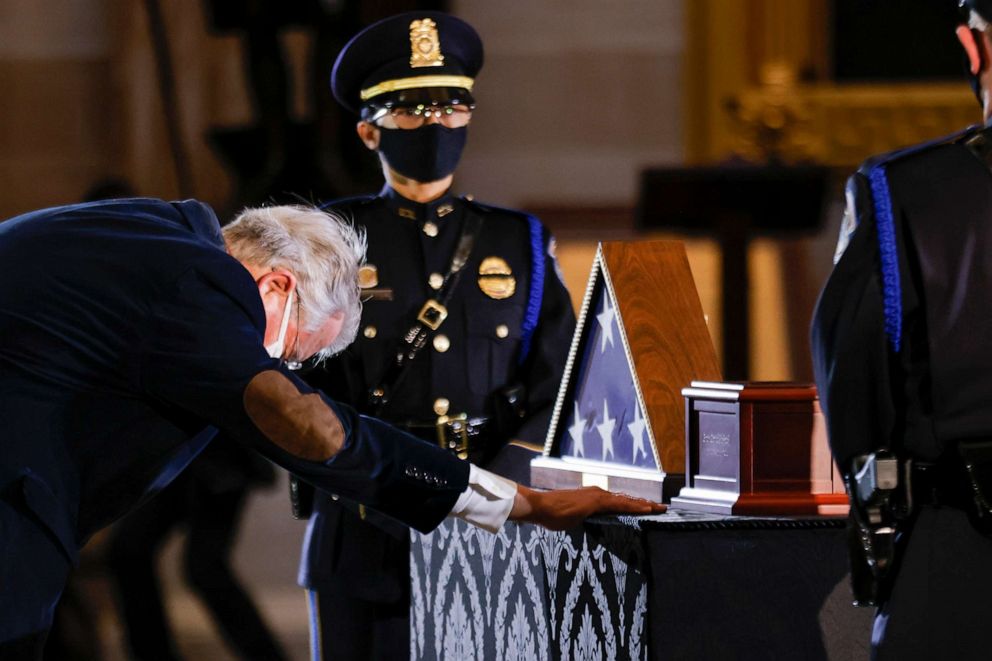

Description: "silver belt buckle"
436 413 469 459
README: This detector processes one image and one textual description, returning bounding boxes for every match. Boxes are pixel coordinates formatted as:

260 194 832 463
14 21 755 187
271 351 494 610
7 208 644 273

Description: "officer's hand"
509 484 666 531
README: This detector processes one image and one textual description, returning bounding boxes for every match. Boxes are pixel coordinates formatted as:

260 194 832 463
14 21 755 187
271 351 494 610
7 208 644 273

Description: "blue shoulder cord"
520 215 545 364
867 165 902 353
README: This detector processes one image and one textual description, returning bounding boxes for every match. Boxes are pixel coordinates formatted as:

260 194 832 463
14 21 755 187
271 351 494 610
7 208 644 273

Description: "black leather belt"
401 415 491 460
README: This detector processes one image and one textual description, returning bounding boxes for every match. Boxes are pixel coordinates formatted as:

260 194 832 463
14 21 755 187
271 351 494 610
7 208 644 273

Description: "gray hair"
223 204 366 361
970 9 990 32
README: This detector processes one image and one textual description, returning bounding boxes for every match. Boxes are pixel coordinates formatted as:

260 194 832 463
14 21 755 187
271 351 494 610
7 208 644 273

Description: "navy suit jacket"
0 198 469 641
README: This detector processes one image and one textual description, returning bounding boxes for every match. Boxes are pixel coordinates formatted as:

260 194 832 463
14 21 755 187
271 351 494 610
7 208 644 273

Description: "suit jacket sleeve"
138 262 469 532
811 173 897 470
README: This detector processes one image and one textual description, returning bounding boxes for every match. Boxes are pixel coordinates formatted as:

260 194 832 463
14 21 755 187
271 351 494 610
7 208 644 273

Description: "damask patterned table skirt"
410 510 873 660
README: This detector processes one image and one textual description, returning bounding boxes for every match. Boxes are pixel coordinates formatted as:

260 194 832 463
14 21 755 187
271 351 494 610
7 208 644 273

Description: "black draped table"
410 510 873 660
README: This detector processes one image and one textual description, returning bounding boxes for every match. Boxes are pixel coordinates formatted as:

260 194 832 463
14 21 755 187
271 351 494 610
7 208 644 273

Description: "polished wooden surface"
674 382 848 515
601 240 722 473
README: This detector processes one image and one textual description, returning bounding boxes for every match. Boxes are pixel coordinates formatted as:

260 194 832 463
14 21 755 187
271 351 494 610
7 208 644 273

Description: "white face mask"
265 289 294 360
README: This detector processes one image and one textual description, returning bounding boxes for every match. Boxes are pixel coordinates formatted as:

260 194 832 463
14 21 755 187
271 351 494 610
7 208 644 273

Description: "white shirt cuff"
448 464 517 533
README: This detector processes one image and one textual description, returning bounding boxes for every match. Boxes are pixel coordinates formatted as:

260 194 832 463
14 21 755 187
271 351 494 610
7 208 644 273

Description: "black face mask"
377 124 467 183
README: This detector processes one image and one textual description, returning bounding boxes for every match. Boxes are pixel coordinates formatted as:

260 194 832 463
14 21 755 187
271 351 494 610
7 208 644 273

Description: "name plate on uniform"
671 381 848 516
531 240 721 501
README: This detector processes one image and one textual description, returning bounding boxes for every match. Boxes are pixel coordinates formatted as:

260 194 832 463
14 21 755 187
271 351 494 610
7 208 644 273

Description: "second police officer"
812 1 992 658
295 12 576 659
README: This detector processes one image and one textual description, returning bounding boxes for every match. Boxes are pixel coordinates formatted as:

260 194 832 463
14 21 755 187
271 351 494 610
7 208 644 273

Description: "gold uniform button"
423 221 439 237
363 325 377 339
428 272 444 290
496 324 509 339
433 397 450 416
433 334 450 352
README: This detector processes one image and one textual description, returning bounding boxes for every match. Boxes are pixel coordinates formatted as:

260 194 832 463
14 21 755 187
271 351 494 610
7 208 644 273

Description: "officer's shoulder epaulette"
856 126 979 356
857 125 980 175
318 194 379 213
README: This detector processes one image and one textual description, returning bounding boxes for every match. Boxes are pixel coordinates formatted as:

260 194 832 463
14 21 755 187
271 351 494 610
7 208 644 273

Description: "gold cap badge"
410 18 444 68
358 265 379 289
478 256 516 300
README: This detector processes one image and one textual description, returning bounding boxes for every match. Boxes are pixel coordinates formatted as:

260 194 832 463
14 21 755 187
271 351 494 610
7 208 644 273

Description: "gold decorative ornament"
433 334 450 352
685 0 973 168
360 75 474 102
423 221 439 237
398 207 416 220
428 272 444 290
495 324 509 339
437 204 454 217
478 256 516 300
410 18 445 68
358 265 379 289
363 325 377 339
433 397 450 416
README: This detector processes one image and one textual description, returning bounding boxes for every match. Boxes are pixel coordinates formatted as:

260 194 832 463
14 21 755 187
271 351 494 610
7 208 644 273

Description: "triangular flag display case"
531 241 721 502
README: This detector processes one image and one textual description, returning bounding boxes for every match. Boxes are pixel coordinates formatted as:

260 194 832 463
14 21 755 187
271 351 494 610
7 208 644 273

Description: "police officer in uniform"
296 12 576 660
812 2 992 658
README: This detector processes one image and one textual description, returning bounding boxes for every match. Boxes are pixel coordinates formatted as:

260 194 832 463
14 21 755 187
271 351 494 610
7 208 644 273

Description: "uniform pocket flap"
466 306 523 339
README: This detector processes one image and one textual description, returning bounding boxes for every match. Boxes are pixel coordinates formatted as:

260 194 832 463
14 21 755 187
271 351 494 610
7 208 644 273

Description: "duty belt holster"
845 450 913 607
844 440 992 603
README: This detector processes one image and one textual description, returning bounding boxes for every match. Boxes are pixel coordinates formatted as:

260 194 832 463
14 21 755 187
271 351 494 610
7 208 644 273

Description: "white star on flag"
567 401 586 457
596 293 616 353
597 398 616 461
628 402 648 462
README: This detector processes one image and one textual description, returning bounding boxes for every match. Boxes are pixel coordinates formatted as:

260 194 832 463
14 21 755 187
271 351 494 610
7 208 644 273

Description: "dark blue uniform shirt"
298 188 575 594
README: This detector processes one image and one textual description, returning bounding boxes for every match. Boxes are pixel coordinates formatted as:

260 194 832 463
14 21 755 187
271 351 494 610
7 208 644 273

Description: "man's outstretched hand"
509 484 667 531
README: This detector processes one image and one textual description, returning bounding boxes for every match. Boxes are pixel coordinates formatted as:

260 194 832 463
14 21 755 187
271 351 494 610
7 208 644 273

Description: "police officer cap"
331 11 484 117
961 0 992 23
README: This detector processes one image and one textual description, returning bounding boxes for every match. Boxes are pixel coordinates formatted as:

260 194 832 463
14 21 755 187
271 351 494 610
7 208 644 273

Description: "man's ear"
958 25 985 75
256 270 297 320
356 121 380 150
257 269 296 298
255 269 297 344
